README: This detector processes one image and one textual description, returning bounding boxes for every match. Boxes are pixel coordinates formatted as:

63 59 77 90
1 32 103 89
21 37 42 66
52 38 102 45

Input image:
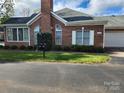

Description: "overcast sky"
14 0 124 16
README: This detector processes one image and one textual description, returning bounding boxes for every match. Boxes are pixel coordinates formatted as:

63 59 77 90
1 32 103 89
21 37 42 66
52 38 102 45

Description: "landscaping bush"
10 45 18 50
62 46 71 51
71 45 83 51
71 45 105 53
4 46 10 49
19 45 26 50
53 45 62 51
0 45 4 49
27 46 34 50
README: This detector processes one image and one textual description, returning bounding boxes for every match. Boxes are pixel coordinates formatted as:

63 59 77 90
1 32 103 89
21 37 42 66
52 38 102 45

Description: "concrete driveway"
109 51 124 64
0 63 123 93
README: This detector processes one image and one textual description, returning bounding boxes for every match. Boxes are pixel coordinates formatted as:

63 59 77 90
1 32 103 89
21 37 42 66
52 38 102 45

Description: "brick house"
1 0 124 48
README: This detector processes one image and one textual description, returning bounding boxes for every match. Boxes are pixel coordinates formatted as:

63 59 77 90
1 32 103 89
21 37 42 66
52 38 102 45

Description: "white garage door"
105 31 124 47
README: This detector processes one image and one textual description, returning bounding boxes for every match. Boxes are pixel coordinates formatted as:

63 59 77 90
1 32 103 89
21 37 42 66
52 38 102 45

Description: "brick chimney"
41 0 53 33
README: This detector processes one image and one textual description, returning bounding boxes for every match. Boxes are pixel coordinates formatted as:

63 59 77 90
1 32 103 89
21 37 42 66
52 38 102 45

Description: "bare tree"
20 8 31 17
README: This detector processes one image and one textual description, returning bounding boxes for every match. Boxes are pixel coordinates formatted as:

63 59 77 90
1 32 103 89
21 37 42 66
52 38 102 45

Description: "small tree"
0 0 14 24
37 32 52 58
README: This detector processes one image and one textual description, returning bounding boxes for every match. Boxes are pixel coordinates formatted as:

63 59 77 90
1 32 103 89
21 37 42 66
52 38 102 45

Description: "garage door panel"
105 31 124 47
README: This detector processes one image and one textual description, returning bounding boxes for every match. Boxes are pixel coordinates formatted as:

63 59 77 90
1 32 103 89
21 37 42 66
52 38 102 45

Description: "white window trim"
6 27 30 42
55 24 62 45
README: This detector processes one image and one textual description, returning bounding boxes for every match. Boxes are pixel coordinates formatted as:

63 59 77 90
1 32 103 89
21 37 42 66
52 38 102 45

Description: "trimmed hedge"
53 45 105 53
19 45 26 50
10 45 18 50
0 45 105 53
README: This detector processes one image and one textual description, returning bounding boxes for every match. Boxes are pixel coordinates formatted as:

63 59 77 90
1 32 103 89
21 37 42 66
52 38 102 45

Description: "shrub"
71 45 105 53
62 46 71 51
4 46 10 49
71 45 83 51
19 45 26 50
0 45 4 49
53 45 62 51
27 46 34 50
10 45 18 50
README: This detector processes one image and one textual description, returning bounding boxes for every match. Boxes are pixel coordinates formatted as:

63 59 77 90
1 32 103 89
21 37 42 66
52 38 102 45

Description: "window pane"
76 31 82 45
0 34 4 40
23 28 29 41
7 28 13 41
55 31 62 45
55 24 62 45
18 28 23 41
83 31 90 45
12 28 17 41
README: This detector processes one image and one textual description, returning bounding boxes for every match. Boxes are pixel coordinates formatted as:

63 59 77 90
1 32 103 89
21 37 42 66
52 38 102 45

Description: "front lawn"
0 50 110 64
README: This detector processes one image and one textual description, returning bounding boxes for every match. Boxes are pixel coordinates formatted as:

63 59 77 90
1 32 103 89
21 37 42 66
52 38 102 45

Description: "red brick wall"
52 17 104 48
41 0 53 33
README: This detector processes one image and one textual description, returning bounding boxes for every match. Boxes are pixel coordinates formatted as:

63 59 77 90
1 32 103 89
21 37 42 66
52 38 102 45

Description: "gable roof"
55 8 91 18
54 8 124 28
3 13 38 25
54 8 107 26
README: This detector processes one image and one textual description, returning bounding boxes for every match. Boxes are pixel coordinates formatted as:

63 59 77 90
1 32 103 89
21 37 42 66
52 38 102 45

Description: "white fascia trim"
66 20 108 26
27 12 41 25
1 24 27 27
51 12 68 25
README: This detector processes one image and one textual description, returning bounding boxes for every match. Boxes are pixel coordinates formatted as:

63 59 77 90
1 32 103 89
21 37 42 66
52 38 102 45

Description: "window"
23 28 29 41
0 34 4 41
76 31 82 45
7 28 29 42
7 28 13 41
73 30 94 46
18 28 23 41
34 25 40 45
83 31 90 45
55 24 62 45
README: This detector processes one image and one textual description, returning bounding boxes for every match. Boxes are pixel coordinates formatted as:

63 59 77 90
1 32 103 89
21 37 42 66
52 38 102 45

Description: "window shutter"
90 30 94 45
72 31 76 45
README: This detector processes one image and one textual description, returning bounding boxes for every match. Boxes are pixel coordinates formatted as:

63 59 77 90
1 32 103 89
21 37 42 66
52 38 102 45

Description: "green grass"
0 50 110 64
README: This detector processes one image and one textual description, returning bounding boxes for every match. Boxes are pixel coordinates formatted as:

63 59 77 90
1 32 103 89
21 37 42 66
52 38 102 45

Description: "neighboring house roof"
3 13 38 25
55 8 91 18
94 15 124 29
54 8 107 26
63 16 93 22
54 8 124 28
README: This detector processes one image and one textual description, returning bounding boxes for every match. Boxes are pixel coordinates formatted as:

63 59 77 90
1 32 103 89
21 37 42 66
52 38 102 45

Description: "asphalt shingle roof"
63 16 93 22
94 15 124 27
55 8 91 18
3 13 37 24
55 8 124 27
